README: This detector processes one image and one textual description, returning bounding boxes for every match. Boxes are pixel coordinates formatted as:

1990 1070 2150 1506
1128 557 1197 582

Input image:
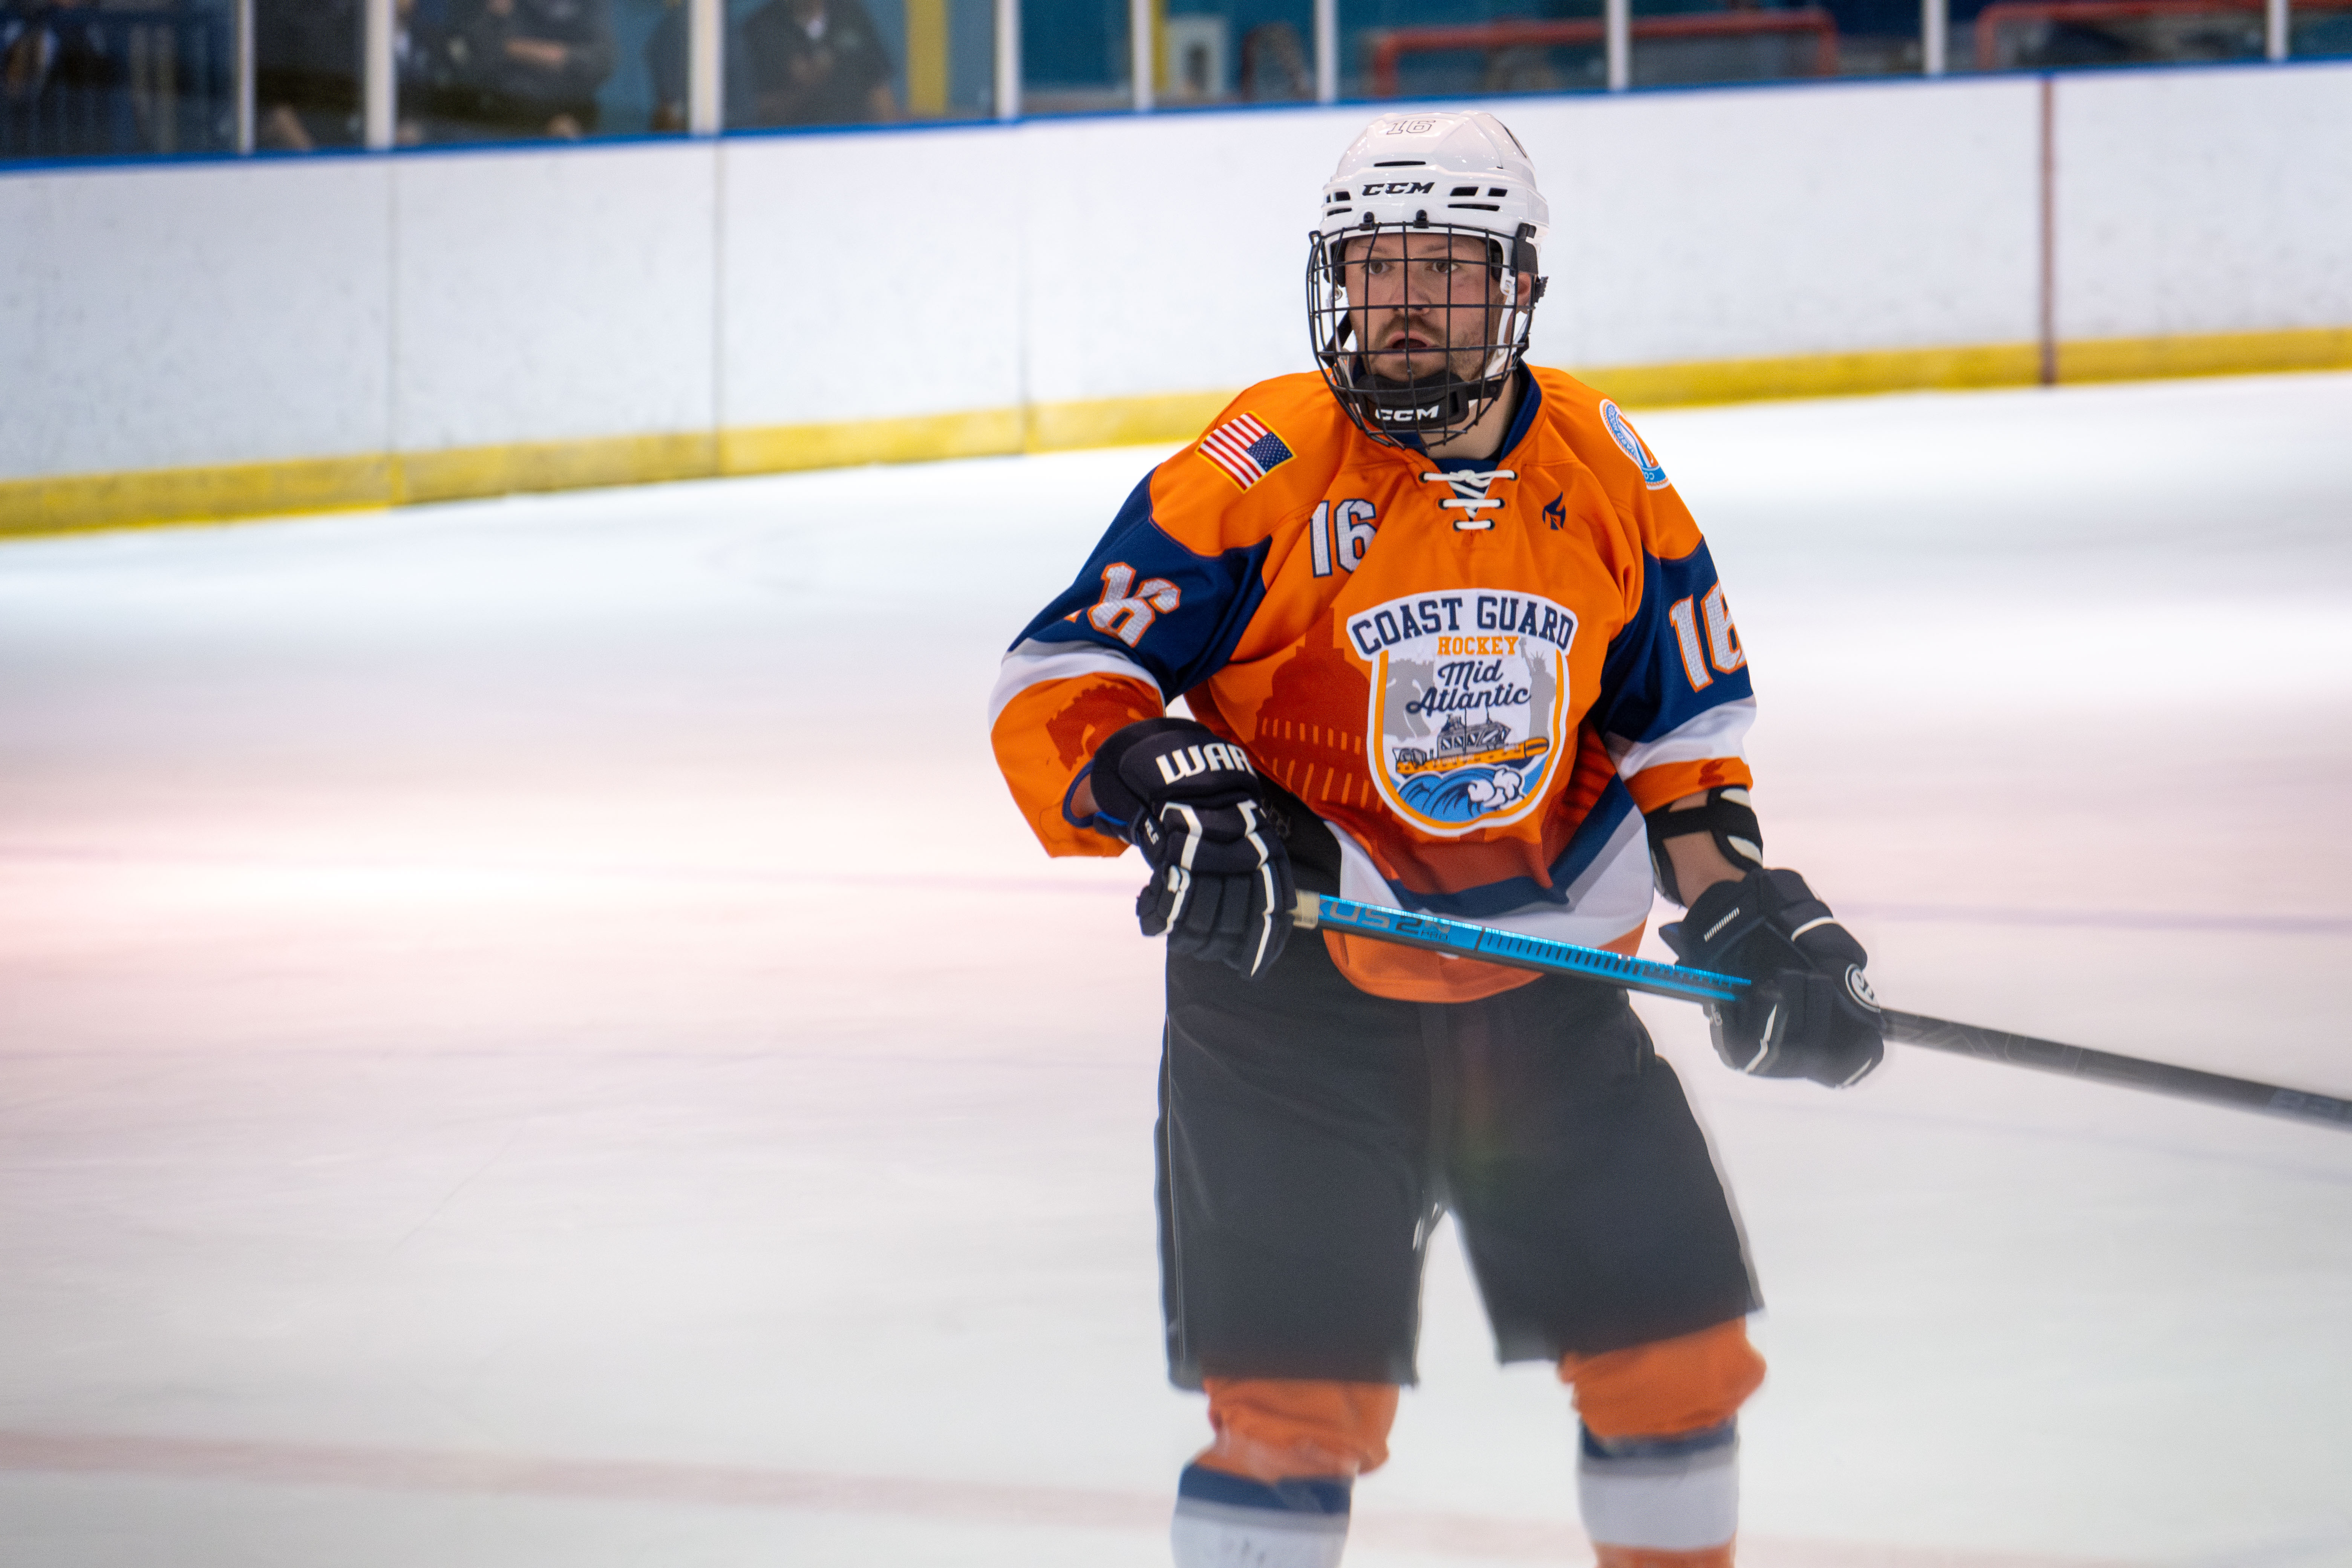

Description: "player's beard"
1358 311 1492 390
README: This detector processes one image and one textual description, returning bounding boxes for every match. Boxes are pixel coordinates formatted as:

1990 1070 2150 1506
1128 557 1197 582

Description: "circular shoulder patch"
1597 399 1670 491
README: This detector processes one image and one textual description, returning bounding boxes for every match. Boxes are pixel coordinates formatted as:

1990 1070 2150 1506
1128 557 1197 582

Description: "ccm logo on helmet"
1363 181 1436 195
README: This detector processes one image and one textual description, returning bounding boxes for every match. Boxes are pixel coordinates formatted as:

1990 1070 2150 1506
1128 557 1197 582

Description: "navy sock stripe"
1580 1419 1738 1462
1176 1463 1352 1517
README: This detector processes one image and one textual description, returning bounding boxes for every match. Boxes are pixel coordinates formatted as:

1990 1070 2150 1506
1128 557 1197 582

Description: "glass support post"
2266 0 2289 57
1605 0 1629 88
996 0 1021 117
1314 0 1337 102
1923 0 1946 74
234 0 255 151
1132 0 1155 108
689 0 723 133
363 0 395 148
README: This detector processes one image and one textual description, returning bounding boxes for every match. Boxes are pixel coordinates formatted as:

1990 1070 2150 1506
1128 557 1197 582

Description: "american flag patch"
1197 413 1295 491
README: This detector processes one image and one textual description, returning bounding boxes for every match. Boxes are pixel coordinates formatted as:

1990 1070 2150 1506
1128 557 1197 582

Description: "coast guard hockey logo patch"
1346 590 1577 837
1598 400 1670 491
1197 414 1295 491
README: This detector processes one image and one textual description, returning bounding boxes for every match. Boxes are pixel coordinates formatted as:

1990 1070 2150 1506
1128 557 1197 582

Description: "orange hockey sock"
1193 1377 1399 1481
1593 1546 1735 1567
1172 1381 1396 1568
1561 1320 1763 1564
1560 1318 1765 1441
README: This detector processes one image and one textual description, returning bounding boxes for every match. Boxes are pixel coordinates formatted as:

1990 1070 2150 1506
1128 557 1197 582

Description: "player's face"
1341 231 1506 386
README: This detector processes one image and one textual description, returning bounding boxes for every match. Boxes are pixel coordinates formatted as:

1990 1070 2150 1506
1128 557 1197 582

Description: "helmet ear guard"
1512 223 1546 300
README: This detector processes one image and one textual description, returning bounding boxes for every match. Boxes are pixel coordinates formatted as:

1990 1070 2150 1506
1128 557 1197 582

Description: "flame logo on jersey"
1345 590 1578 836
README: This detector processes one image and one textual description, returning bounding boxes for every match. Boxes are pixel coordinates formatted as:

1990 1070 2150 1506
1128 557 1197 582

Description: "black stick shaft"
1881 1010 2350 1131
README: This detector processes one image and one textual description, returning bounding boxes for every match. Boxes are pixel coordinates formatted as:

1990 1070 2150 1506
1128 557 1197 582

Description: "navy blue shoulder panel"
1010 469 1274 699
1592 538 1754 749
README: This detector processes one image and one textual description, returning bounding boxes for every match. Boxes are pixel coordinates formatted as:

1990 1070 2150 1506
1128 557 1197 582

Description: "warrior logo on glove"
1077 718 1295 980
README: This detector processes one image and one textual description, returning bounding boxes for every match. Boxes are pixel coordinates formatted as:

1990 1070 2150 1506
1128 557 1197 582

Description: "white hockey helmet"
1307 111 1551 446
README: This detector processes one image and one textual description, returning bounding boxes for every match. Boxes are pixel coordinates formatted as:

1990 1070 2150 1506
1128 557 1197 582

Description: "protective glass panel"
3 0 239 160
2297 1 2352 54
1819 0 1928 73
252 0 361 150
1161 0 1316 104
1629 0 1870 87
1346 0 1609 100
724 0 995 128
1950 0 2269 70
1022 0 1130 113
403 0 681 142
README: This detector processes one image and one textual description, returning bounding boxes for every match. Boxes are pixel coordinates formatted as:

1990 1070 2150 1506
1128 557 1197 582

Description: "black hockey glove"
1082 717 1294 979
1660 868 1884 1088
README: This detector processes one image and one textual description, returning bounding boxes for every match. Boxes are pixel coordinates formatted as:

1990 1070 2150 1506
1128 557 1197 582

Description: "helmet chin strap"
1356 365 1509 435
1348 318 1514 435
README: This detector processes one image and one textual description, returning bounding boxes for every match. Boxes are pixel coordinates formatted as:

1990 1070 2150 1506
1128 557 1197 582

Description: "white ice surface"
2 373 2349 1568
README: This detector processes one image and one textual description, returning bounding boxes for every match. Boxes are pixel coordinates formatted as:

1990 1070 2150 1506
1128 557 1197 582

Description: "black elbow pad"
1644 786 1764 906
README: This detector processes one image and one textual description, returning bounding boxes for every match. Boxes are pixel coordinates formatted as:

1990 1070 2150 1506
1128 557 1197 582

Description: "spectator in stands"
743 0 895 127
254 0 451 150
3 0 131 156
645 0 687 130
445 0 614 138
254 0 357 150
1238 21 1311 102
393 0 462 142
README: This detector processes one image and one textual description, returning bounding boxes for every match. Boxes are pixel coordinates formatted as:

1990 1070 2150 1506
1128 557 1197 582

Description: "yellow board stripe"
1025 390 1236 453
0 454 398 537
2058 325 2352 383
399 432 719 506
721 407 1023 474
6 326 2348 540
1587 342 2046 409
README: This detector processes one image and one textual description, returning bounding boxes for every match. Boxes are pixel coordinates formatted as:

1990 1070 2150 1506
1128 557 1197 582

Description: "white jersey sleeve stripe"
987 639 1166 729
1604 697 1756 781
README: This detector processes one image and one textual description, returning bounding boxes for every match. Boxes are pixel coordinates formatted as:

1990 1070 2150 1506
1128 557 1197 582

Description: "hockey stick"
1290 892 2351 1132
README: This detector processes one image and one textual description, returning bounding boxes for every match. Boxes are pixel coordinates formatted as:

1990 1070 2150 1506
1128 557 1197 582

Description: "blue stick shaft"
1292 892 1748 1004
1289 893 2349 1131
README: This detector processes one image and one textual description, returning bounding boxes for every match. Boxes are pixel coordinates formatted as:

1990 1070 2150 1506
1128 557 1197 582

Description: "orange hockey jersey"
988 366 1755 1003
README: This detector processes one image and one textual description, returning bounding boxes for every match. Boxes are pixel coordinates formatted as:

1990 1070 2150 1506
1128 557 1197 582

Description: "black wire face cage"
1307 219 1546 448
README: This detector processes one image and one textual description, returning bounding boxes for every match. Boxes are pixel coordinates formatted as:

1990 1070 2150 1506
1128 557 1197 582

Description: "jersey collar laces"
1420 468 1516 530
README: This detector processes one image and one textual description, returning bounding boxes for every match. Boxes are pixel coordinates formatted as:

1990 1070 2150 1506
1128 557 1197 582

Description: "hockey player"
988 111 1884 1568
